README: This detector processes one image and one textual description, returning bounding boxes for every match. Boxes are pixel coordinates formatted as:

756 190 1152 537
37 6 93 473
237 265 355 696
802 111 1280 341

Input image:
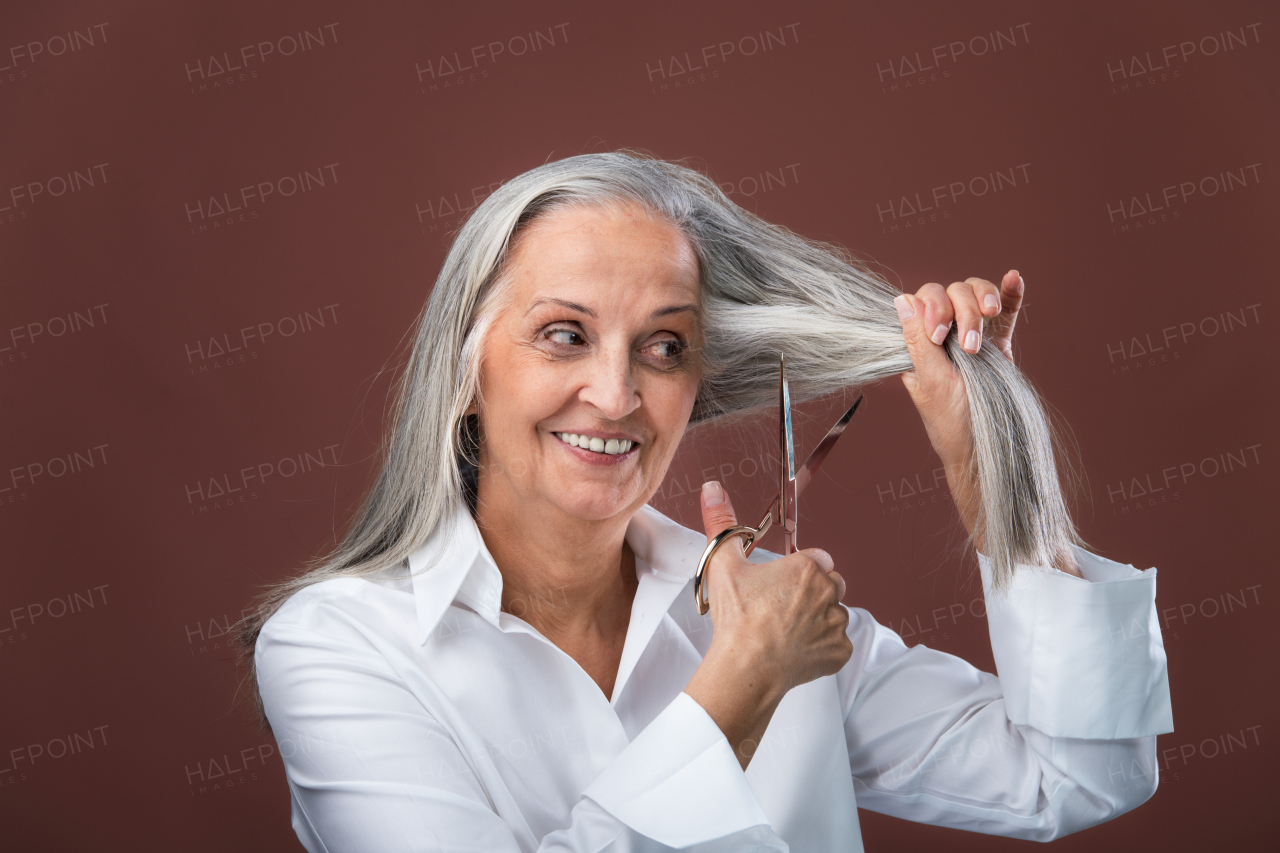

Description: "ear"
464 401 477 417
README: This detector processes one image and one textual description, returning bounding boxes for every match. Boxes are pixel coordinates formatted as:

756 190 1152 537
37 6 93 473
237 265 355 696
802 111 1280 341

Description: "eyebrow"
526 297 699 321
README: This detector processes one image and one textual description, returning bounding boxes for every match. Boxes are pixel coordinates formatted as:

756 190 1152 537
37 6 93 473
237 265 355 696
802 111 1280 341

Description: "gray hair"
237 150 1085 720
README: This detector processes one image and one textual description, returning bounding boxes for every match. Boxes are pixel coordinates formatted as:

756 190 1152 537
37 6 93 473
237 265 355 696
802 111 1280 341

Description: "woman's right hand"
683 480 853 768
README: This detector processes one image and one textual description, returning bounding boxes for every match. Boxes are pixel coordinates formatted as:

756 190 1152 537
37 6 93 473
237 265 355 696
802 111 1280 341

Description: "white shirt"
256 498 1173 852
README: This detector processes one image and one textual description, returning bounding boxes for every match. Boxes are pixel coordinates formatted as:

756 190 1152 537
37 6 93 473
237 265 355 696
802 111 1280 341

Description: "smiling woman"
464 204 707 700
470 204 701 524
236 151 1172 852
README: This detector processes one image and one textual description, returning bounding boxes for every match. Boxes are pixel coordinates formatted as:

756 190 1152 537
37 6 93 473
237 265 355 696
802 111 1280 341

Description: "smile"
554 432 636 456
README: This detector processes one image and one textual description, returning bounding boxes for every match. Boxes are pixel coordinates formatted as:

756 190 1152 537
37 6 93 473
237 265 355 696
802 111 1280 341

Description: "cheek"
647 375 699 445
480 351 565 437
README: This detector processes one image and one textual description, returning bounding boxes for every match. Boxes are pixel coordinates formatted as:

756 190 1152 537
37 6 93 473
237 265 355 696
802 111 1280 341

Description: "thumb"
700 481 739 542
893 292 952 400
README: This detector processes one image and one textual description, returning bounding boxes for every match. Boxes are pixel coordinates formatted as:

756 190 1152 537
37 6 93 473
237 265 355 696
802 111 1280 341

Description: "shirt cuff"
582 692 775 848
979 544 1174 739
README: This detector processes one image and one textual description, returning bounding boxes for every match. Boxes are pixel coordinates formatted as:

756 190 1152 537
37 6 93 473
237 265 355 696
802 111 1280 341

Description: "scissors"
693 352 863 616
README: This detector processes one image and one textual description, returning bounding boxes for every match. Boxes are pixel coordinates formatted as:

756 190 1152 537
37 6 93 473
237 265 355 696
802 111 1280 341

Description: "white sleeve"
256 620 787 853
839 544 1173 841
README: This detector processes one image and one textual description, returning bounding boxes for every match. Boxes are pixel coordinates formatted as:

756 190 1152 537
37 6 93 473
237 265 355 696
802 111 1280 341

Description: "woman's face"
472 202 702 525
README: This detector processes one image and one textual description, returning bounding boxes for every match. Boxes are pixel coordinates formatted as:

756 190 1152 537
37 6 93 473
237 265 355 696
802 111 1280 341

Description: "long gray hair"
237 150 1084 719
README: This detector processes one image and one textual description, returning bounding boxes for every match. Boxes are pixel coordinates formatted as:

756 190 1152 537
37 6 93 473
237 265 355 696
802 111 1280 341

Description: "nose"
578 346 641 421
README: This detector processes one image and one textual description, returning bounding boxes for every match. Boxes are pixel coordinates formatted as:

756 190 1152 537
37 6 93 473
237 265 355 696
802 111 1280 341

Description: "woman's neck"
474 483 639 698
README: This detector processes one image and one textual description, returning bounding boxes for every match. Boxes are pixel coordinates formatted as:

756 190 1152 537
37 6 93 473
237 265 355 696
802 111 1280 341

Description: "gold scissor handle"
693 525 759 616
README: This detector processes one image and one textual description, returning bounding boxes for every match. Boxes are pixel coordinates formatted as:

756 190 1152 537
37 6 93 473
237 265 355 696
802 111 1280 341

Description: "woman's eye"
545 328 585 347
641 338 688 365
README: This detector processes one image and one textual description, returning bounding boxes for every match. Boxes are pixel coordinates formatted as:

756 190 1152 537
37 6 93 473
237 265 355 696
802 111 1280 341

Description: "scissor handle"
692 503 780 615
693 524 759 616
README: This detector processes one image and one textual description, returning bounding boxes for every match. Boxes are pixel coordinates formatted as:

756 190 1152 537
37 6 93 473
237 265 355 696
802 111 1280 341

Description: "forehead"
504 203 700 302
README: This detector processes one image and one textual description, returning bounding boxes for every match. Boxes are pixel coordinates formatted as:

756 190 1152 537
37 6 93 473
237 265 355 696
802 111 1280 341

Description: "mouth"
553 432 637 457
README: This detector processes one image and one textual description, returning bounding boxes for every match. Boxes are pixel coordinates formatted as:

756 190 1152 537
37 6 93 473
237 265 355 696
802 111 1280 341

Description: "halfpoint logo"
876 23 1030 94
877 163 1031 234
1 22 109 82
183 163 340 233
646 23 800 94
415 23 571 94
1 163 109 224
183 23 339 94
1107 22 1262 94
1107 162 1261 234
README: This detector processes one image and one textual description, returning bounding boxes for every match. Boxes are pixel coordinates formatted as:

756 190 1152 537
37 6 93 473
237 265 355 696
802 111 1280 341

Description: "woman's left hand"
892 270 1024 534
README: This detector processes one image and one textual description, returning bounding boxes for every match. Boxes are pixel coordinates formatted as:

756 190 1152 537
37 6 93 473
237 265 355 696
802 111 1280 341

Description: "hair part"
236 150 1086 727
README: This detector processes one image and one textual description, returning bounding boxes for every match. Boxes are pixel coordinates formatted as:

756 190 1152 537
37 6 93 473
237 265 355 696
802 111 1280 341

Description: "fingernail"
965 329 981 352
893 294 913 321
931 322 951 345
702 480 725 507
983 294 1000 312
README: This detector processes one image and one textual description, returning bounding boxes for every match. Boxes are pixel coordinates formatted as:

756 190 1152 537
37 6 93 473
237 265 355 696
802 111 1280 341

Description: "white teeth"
555 433 635 455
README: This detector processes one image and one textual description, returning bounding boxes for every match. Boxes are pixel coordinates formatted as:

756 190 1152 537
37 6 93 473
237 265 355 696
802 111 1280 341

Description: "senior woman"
239 152 1172 852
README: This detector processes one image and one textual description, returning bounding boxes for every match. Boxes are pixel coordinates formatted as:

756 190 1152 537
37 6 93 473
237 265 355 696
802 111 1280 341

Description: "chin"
548 486 641 522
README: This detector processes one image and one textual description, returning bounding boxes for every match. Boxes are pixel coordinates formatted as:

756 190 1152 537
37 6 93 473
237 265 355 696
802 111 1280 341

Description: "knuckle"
806 569 831 594
706 507 736 526
806 547 833 570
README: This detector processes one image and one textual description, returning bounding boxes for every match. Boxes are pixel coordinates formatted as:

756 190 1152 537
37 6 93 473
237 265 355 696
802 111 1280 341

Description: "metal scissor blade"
751 393 863 556
794 395 863 495
779 353 798 552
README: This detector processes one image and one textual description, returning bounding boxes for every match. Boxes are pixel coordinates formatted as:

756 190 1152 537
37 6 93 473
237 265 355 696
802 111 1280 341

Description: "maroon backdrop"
2 0 1276 849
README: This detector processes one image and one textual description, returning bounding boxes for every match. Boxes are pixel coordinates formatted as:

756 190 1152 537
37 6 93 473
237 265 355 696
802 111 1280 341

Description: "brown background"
2 0 1276 849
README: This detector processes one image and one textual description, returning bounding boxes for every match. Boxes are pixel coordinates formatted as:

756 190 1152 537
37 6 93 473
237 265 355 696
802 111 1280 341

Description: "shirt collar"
407 498 705 646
